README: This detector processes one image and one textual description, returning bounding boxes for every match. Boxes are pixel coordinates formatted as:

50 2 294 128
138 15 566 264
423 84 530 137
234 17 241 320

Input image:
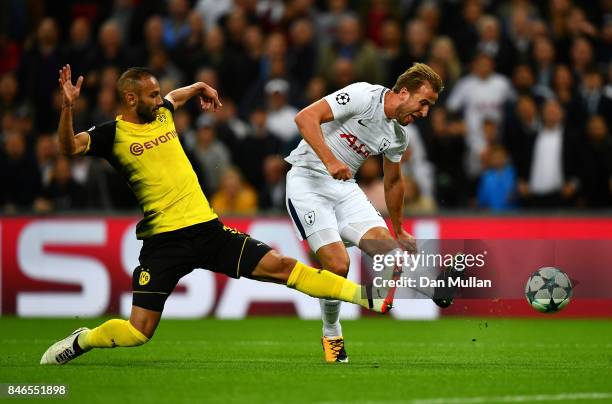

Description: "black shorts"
132 219 272 312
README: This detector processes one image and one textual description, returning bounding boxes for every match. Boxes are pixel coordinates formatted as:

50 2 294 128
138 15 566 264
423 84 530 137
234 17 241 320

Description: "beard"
396 110 414 126
136 102 157 123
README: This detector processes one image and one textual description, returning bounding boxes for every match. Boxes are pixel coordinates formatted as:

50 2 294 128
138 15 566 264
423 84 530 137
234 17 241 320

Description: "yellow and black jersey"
85 99 217 239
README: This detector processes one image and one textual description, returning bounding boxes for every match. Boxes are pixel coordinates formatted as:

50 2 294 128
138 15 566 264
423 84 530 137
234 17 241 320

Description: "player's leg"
248 249 389 312
335 182 407 308
41 229 194 365
285 167 353 360
300 233 350 362
75 306 154 349
313 240 349 338
335 182 398 258
357 226 464 307
251 247 393 366
75 241 192 353
128 305 162 338
40 304 156 366
340 223 404 310
356 226 399 255
312 240 350 362
40 265 171 366
237 241 390 313
200 219 374 305
77 304 159 349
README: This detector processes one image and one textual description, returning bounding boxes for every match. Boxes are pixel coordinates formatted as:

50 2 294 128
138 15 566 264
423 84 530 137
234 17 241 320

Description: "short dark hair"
116 67 155 103
392 63 444 94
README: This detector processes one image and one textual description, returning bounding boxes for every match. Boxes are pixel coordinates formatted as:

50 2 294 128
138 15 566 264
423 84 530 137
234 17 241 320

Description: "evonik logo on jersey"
130 130 179 156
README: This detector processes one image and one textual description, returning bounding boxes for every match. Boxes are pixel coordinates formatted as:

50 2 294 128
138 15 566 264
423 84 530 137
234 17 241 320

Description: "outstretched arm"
57 64 90 156
165 82 222 112
294 99 352 180
383 157 416 252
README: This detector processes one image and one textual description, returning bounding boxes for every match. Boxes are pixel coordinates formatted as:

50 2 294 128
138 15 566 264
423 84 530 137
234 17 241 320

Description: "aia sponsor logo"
339 133 370 158
130 130 178 156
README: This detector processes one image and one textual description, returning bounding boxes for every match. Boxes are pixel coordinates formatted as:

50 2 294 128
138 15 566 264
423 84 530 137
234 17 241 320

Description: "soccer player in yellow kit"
40 65 394 365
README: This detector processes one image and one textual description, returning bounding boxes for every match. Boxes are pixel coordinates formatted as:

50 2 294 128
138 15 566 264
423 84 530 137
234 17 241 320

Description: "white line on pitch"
412 392 612 404
319 393 612 404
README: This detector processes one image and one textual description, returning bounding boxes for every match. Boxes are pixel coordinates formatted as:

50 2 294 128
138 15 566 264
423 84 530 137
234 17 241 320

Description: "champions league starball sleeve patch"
323 82 373 121
335 92 350 105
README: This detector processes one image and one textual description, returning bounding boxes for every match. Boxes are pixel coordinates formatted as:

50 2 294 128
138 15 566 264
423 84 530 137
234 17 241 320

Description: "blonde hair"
392 63 444 94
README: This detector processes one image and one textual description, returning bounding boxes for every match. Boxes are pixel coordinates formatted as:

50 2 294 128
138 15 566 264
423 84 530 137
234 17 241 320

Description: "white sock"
320 299 342 337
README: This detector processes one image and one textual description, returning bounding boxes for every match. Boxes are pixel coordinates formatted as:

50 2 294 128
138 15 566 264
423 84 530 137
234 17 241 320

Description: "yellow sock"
78 319 149 350
286 261 385 312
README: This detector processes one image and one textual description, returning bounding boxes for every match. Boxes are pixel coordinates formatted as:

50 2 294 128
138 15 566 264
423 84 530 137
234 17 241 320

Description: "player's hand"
58 64 83 107
198 82 222 112
325 159 352 181
396 228 417 253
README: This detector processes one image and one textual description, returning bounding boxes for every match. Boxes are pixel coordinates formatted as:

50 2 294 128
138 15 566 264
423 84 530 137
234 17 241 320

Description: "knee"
359 227 396 255
361 226 393 242
322 257 350 278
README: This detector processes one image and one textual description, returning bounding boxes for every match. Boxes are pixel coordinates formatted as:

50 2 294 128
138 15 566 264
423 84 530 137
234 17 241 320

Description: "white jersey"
446 73 514 176
285 82 410 176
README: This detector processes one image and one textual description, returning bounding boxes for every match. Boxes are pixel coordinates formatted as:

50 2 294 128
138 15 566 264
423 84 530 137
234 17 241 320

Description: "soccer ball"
524 267 573 313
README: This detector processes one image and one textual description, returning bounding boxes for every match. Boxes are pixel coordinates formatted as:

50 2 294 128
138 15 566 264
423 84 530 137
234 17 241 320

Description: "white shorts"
285 166 387 252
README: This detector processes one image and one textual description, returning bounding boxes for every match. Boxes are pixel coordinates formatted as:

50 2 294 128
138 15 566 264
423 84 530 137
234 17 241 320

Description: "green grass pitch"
1 317 611 403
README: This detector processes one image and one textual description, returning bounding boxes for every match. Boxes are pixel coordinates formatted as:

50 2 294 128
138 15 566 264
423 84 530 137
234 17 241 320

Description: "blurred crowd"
1 0 611 216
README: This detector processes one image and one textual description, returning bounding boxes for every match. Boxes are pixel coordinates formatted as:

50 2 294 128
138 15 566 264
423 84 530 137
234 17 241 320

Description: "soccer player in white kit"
285 63 443 363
